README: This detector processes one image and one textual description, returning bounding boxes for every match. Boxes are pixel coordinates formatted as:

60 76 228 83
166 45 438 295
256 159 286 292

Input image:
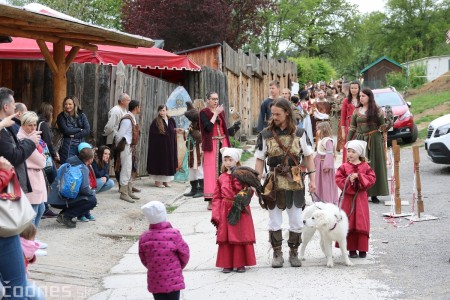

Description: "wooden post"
53 41 66 122
393 144 401 214
36 39 80 121
413 146 424 217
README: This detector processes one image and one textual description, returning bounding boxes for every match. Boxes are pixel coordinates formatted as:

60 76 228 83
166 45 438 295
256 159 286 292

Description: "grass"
418 127 428 140
408 91 450 115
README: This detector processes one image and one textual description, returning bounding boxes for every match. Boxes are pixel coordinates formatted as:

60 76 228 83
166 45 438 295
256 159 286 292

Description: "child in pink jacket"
139 201 190 300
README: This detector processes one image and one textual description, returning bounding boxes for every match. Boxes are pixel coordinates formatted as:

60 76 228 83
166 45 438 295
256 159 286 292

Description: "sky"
347 0 387 14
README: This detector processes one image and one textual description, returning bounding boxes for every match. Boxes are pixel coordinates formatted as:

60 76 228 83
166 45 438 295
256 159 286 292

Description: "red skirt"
216 243 256 268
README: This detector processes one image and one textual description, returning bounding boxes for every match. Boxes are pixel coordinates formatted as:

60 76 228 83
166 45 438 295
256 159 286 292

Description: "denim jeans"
95 178 115 193
0 235 27 300
25 280 45 300
52 195 97 219
31 203 45 228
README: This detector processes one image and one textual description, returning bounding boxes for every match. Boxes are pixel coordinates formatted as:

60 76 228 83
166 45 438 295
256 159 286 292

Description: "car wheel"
402 124 418 144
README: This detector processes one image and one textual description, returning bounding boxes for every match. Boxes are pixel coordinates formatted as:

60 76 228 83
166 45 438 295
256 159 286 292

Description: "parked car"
425 114 450 164
373 87 418 144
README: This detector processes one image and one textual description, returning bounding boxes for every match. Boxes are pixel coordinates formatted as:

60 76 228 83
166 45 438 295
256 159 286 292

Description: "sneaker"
35 240 48 249
35 249 48 257
86 215 96 221
77 216 89 222
57 214 76 228
222 268 233 273
43 209 58 218
236 267 246 273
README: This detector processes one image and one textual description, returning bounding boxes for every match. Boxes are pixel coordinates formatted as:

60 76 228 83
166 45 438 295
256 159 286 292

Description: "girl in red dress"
211 147 256 273
335 140 376 258
340 81 360 163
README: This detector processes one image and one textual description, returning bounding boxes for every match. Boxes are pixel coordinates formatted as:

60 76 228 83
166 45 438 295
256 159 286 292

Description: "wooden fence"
0 59 178 175
182 42 297 137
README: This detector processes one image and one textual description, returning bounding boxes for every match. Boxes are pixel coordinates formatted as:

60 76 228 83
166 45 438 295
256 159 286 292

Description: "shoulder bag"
0 171 36 237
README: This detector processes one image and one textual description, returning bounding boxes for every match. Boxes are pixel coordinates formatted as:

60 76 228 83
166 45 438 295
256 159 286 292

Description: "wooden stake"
393 144 401 214
413 146 424 217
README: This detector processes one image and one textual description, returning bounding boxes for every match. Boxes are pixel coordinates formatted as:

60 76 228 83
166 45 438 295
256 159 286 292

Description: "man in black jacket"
0 87 38 193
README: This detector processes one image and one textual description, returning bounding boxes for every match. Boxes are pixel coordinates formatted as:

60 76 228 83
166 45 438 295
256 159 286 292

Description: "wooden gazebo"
0 3 154 119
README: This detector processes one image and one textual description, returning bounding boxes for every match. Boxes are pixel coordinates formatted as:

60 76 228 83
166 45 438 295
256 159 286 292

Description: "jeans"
95 178 114 193
0 235 27 300
25 280 45 300
31 203 45 228
52 195 97 219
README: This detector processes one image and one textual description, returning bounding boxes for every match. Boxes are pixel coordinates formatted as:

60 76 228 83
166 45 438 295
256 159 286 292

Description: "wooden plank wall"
0 59 178 175
221 42 297 136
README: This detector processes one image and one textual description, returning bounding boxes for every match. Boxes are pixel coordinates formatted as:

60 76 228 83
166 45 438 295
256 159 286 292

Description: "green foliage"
386 71 407 90
407 65 427 89
289 57 336 84
7 0 123 29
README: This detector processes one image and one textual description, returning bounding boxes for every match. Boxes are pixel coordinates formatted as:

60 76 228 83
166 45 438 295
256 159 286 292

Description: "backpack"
57 163 83 199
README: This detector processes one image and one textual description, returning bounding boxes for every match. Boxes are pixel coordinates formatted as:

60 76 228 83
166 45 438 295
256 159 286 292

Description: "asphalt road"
366 145 450 300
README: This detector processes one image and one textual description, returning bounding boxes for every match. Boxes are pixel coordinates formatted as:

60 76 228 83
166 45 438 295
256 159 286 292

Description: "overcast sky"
347 0 387 13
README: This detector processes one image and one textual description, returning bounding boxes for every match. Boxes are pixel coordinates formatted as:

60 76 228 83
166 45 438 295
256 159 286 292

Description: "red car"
373 88 418 144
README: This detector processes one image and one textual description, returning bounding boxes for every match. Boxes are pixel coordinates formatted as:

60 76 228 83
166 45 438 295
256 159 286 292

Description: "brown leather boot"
288 231 302 267
269 230 284 268
119 185 135 203
128 183 140 200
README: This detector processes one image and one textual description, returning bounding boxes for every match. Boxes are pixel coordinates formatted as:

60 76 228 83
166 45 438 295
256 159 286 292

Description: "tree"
383 0 450 62
7 0 123 29
122 0 273 52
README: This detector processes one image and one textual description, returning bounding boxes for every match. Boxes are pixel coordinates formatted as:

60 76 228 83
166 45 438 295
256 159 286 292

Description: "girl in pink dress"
340 81 360 163
211 147 256 273
314 122 338 204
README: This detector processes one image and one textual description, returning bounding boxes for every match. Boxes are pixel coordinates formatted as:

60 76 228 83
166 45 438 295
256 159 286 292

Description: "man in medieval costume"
255 98 316 268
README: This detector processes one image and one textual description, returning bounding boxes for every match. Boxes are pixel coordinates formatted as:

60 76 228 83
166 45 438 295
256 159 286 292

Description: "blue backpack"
57 163 83 199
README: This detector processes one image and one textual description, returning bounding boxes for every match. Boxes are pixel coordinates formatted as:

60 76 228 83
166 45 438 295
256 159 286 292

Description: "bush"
386 71 407 90
288 56 337 85
408 64 427 89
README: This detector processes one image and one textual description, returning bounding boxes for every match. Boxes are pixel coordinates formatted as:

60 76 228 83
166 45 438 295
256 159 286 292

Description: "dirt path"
29 178 187 299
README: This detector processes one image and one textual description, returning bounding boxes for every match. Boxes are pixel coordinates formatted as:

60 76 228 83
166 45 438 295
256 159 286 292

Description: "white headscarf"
220 147 243 162
345 140 367 158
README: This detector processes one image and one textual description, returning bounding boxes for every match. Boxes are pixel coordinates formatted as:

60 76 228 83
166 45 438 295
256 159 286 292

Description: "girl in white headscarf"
335 140 376 259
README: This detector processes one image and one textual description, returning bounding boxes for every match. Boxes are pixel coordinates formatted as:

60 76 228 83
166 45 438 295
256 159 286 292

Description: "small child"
139 201 190 300
314 122 338 204
211 147 256 273
19 224 45 300
335 140 376 258
77 142 96 222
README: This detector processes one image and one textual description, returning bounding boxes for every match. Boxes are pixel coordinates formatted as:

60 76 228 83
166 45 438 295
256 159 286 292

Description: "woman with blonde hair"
17 111 49 253
56 96 90 163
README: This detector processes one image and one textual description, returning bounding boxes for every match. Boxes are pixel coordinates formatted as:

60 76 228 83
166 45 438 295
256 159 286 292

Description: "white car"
425 114 450 164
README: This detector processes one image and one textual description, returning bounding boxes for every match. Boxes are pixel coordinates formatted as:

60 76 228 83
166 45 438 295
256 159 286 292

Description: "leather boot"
193 179 204 198
184 180 198 197
288 231 302 267
119 185 135 203
128 183 140 200
269 230 284 268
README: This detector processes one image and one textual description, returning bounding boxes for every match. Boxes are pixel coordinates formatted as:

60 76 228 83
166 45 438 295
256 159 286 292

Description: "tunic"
211 173 256 268
340 98 357 163
146 117 177 179
347 107 389 197
199 109 230 199
314 138 338 204
335 161 376 252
